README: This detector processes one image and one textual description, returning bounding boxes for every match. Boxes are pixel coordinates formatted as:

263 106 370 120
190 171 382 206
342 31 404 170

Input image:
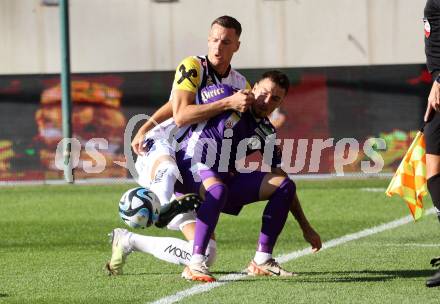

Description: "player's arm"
424 0 440 121
172 89 254 127
171 57 254 127
289 191 322 252
131 101 173 155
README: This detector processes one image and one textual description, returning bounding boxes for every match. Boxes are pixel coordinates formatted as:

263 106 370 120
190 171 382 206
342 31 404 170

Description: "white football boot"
247 259 297 277
181 262 216 283
104 228 131 275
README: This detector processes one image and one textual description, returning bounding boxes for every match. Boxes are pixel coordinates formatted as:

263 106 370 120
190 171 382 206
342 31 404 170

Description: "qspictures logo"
53 114 387 179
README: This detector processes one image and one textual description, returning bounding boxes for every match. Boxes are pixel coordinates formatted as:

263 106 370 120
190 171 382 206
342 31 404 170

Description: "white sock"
150 161 180 210
190 253 206 265
254 251 272 265
186 239 217 267
128 232 192 265
205 239 217 267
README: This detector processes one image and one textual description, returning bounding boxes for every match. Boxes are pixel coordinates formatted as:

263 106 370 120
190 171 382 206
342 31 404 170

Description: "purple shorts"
175 159 267 215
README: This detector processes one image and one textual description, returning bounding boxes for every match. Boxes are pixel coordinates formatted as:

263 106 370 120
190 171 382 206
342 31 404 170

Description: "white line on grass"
352 243 440 248
149 207 435 304
378 243 440 247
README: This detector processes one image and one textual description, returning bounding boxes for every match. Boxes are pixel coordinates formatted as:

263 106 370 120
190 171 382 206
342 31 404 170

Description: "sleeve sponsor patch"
173 57 201 93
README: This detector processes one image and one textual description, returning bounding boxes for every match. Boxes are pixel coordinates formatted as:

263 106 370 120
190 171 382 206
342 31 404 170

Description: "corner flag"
386 131 427 220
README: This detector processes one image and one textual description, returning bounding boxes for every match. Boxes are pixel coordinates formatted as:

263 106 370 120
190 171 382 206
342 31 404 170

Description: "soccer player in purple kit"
175 71 322 282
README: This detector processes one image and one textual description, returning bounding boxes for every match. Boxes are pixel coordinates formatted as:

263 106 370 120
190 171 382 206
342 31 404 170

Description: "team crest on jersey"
224 112 240 129
206 76 214 86
424 18 431 38
177 64 198 88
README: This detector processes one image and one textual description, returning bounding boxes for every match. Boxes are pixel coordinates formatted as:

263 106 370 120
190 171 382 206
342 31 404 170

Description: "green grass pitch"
1 178 439 303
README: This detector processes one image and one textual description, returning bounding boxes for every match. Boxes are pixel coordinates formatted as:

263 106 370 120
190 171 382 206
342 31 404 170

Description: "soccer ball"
118 187 161 228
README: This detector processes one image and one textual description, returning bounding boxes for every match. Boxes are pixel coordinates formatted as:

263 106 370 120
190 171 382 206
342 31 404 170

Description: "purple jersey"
175 84 282 174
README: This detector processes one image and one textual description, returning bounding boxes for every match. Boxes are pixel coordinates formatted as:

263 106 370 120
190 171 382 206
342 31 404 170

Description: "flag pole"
59 0 74 183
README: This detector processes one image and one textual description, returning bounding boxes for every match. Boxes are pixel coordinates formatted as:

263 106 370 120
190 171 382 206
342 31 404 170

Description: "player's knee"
428 173 440 222
204 183 229 210
206 183 228 200
275 178 296 201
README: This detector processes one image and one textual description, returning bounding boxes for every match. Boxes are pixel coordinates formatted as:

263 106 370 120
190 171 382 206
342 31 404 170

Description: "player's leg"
135 139 200 227
425 113 440 219
105 214 217 275
225 171 297 276
109 161 219 279
423 113 440 287
105 227 192 275
184 170 228 282
131 209 217 268
149 154 181 208
427 154 440 220
106 144 201 275
180 219 217 267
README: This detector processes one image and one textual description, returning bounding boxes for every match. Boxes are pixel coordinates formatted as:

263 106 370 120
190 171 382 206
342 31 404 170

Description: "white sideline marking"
149 207 435 304
378 243 440 248
361 187 387 192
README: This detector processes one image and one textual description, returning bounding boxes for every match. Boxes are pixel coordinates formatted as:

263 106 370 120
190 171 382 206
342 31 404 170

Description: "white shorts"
135 138 176 188
134 137 196 231
166 210 197 231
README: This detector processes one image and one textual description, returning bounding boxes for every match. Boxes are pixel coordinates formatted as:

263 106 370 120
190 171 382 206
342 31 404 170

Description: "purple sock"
257 178 296 253
193 183 228 255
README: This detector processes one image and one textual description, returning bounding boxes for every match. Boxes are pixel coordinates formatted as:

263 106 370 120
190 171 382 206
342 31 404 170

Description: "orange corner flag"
386 131 427 220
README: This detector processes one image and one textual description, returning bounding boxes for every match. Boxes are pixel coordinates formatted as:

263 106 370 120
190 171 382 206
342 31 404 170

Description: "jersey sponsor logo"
201 86 225 103
164 244 192 261
177 64 198 88
424 18 431 38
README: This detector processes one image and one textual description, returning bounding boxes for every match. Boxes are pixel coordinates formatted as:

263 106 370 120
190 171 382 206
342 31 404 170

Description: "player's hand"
425 80 440 121
302 226 322 253
131 131 145 155
227 90 255 113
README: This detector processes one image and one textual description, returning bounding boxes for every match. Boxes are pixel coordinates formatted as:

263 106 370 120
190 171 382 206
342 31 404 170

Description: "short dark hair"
260 70 290 94
211 16 242 37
